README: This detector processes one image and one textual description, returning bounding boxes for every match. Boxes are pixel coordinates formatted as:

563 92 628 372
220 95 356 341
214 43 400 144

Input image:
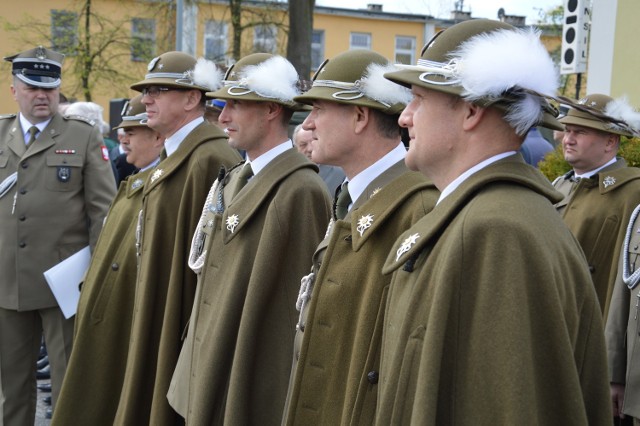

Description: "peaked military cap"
113 95 148 130
4 46 65 88
130 51 217 92
560 93 640 137
384 19 563 133
294 49 411 115
206 53 306 110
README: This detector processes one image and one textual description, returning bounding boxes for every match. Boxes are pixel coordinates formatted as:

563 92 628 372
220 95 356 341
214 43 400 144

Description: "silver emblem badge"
603 176 616 188
131 179 143 190
357 214 374 237
370 187 381 197
396 233 420 261
226 214 240 233
150 169 163 183
147 56 160 71
57 166 71 182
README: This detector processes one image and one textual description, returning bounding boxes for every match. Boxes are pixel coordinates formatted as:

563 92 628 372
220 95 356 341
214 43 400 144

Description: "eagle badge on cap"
35 46 46 61
148 56 160 71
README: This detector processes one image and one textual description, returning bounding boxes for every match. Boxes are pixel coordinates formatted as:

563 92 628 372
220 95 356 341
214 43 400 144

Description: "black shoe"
45 407 53 419
36 365 50 380
37 382 51 392
36 355 49 370
43 395 52 405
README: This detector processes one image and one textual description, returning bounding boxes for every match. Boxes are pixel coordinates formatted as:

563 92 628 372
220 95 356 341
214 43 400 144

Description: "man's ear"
353 105 370 134
461 101 486 131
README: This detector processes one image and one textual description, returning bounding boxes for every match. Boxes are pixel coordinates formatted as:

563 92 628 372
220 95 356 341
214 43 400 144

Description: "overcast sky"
314 0 563 25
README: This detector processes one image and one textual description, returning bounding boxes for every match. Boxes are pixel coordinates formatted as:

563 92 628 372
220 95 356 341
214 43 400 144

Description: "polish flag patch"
101 145 109 161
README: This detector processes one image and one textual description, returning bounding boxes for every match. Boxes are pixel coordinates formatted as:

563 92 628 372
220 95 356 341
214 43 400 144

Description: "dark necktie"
160 148 167 160
27 126 38 145
232 163 254 198
335 182 351 220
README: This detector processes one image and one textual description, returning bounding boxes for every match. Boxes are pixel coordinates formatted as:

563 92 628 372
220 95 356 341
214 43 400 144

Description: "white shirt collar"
345 142 406 211
245 140 293 176
438 151 516 205
574 157 617 179
19 113 52 143
163 117 204 157
139 157 161 172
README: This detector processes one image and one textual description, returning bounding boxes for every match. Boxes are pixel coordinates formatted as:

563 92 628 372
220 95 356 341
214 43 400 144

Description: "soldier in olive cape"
376 19 611 424
282 49 439 425
52 95 163 425
0 46 115 425
112 52 241 425
552 93 640 319
168 53 331 425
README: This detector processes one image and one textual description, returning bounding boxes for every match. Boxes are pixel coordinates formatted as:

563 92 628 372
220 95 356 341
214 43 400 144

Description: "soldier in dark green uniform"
282 49 439 425
168 53 331 426
377 20 611 424
0 46 116 425
113 52 241 426
52 94 164 426
553 94 640 320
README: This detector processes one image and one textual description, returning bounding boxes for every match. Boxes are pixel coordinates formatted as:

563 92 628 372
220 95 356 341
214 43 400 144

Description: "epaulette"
63 114 96 127
0 113 17 120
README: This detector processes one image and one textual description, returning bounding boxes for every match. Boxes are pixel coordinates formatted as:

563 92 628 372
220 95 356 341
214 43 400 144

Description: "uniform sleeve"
83 125 116 250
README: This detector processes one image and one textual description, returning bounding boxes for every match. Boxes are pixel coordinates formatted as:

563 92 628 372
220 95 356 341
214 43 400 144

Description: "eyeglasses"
141 86 174 98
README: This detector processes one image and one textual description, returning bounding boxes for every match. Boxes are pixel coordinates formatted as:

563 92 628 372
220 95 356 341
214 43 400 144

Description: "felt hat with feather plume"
559 93 640 137
294 49 412 115
130 51 223 93
206 53 306 111
384 19 563 135
113 94 148 130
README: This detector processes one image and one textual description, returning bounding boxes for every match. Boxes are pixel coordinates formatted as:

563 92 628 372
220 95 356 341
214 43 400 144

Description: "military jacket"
53 169 151 426
0 113 115 310
606 205 640 418
113 122 241 426
553 158 640 319
171 149 331 426
377 155 611 425
284 161 438 425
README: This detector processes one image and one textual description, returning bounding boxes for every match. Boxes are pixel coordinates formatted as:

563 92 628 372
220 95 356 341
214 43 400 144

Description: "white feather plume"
454 27 557 99
605 96 640 134
361 62 413 106
190 57 224 91
238 56 300 102
452 27 558 135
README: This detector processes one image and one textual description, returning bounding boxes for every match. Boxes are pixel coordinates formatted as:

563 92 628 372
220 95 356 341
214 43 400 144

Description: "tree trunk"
230 0 243 60
287 0 315 79
82 0 92 101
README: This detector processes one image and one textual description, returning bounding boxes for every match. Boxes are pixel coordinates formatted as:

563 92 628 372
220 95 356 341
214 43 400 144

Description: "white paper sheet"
43 246 91 319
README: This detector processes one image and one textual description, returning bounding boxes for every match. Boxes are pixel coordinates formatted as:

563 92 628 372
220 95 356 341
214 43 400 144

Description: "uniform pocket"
45 154 83 191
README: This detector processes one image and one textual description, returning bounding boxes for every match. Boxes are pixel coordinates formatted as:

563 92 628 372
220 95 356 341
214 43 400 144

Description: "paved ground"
34 377 51 426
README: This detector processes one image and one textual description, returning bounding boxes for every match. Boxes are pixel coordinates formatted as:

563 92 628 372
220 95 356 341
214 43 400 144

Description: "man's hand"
611 383 626 418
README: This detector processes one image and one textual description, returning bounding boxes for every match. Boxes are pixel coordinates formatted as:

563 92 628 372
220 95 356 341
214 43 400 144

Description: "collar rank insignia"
150 168 163 183
603 176 616 188
131 179 143 190
370 187 382 197
357 214 374 237
396 233 420 261
226 214 240 233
